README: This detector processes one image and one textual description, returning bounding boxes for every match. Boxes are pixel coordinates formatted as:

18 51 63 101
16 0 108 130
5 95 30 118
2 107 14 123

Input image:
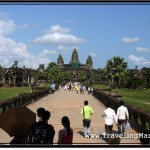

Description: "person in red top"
57 116 73 144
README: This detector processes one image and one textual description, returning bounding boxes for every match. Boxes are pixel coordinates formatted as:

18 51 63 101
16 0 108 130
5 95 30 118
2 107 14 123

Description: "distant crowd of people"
60 82 93 95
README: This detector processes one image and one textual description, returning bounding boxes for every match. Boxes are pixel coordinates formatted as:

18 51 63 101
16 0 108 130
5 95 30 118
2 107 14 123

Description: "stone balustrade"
93 89 150 133
0 87 50 114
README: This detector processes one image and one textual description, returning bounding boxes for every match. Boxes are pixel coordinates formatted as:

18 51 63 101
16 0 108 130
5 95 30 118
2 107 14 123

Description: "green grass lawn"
112 89 150 112
0 87 31 101
93 84 150 112
93 84 109 89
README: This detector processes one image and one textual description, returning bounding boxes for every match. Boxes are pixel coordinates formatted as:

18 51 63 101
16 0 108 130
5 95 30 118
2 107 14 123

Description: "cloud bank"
35 25 85 45
128 55 150 65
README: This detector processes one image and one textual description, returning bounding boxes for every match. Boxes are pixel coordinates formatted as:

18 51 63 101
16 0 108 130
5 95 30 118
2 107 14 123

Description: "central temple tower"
69 48 80 69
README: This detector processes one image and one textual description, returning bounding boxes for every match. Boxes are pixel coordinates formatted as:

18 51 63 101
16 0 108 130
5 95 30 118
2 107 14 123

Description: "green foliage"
105 56 128 89
46 62 70 84
142 67 150 88
78 71 87 82
12 60 18 68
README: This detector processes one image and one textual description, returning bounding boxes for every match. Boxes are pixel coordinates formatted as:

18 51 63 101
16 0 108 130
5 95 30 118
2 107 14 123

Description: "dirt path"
0 88 140 145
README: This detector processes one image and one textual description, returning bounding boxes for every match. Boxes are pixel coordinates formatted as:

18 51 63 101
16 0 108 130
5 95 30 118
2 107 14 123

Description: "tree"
46 62 61 84
78 71 87 83
105 56 128 89
12 60 18 68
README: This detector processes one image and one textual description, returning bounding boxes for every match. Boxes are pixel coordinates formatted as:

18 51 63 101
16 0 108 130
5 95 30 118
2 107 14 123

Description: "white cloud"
46 25 70 34
38 49 57 58
136 47 150 52
0 16 30 36
0 18 16 35
90 53 97 57
35 25 85 45
57 45 70 54
128 55 150 65
122 37 139 43
0 36 53 69
0 15 52 69
57 45 68 50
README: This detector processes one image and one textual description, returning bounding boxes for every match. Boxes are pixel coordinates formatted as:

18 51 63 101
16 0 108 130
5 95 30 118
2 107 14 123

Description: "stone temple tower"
57 54 64 68
86 55 93 70
69 48 80 65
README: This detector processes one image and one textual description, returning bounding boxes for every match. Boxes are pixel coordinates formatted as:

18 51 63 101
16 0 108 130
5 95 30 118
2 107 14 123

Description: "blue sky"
0 3 150 69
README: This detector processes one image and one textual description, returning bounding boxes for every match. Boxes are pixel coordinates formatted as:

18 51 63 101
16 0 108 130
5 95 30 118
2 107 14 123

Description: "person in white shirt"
117 101 129 135
102 103 118 134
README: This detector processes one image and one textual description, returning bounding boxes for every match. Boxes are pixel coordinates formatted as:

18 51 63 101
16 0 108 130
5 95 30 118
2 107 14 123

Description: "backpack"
33 123 49 144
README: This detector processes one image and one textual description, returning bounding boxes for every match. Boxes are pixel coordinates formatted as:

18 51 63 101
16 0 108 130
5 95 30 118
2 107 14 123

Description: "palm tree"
105 56 128 89
12 60 18 68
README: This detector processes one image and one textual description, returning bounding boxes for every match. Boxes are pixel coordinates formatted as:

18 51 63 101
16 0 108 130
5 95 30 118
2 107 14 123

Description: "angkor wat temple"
57 48 94 80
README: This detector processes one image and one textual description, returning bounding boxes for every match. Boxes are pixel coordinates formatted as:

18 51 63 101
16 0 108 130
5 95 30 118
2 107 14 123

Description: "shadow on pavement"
99 130 121 145
77 131 85 137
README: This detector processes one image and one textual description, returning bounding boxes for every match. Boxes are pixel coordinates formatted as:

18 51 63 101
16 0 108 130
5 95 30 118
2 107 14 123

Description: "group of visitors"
9 98 149 145
102 101 129 136
10 107 73 145
57 81 94 96
81 100 127 138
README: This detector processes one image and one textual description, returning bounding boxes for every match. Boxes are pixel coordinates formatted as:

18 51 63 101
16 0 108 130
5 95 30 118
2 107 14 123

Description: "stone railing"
93 89 150 133
0 87 50 114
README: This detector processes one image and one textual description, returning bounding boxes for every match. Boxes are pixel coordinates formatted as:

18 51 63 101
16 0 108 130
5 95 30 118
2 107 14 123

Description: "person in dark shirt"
37 107 45 122
29 110 55 144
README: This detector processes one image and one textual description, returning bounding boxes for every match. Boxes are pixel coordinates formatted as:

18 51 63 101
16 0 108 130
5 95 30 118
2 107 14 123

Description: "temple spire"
86 55 93 69
69 48 80 64
57 54 64 67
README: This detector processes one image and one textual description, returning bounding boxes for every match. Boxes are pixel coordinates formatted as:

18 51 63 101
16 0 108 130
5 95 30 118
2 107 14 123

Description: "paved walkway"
0 88 140 145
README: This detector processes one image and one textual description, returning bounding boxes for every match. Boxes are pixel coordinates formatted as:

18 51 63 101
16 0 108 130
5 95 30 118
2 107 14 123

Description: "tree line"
0 57 150 89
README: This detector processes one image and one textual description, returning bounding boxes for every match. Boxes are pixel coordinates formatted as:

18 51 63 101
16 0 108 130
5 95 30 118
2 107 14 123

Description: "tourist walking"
117 101 129 135
82 85 86 94
80 85 83 94
29 110 55 144
102 103 118 134
64 85 67 90
59 85 62 91
88 87 91 95
58 116 73 144
75 85 79 94
50 83 56 94
81 100 94 137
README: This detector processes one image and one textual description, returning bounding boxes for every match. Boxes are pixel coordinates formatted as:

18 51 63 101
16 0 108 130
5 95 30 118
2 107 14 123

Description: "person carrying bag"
81 100 94 138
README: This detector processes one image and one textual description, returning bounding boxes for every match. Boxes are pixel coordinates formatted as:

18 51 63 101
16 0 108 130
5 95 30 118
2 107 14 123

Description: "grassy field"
0 87 31 101
112 89 150 111
0 83 52 101
93 84 150 112
93 84 109 89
